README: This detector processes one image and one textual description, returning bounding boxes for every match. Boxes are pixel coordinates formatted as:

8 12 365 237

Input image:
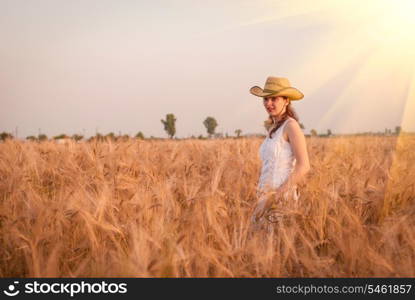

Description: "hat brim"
249 86 304 100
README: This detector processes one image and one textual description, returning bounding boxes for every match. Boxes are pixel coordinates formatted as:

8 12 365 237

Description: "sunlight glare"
362 0 415 48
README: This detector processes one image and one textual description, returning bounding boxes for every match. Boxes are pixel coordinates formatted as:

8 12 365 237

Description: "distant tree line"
305 126 405 138
0 120 411 142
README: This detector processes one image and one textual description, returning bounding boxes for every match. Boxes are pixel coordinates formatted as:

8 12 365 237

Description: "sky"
1 0 414 139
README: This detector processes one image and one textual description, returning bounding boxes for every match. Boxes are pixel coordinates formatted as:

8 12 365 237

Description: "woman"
249 76 310 228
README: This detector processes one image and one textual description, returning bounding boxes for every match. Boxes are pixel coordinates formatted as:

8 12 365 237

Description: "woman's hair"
264 96 299 139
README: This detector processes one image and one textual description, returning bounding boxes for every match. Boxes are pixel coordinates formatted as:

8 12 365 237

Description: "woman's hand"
252 198 268 222
252 185 293 222
252 189 282 221
275 185 289 197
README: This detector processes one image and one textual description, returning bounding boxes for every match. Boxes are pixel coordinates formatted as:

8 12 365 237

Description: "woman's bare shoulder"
284 118 302 141
286 118 301 131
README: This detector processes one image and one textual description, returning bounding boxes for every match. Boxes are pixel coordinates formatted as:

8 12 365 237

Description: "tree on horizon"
0 132 13 141
72 134 83 141
38 134 48 141
26 135 37 141
203 116 218 138
105 132 116 141
135 131 145 139
161 113 177 139
53 134 68 140
395 126 401 135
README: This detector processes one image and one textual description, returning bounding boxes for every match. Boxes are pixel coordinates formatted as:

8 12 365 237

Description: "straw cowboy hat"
249 76 304 100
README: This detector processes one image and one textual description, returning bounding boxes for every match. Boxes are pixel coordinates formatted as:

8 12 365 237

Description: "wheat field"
0 136 414 277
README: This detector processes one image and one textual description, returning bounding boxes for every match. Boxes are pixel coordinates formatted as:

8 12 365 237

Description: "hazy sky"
2 0 414 138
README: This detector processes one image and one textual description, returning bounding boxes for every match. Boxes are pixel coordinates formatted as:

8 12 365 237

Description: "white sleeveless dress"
253 117 300 224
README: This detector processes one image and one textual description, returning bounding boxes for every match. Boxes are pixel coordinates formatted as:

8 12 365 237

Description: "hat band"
263 89 279 93
263 87 290 94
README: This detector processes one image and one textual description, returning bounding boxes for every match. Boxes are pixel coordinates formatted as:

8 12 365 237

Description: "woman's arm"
277 120 310 193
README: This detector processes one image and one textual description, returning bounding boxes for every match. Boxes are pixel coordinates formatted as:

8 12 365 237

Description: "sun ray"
316 44 414 134
400 65 415 133
290 5 393 94
380 66 415 219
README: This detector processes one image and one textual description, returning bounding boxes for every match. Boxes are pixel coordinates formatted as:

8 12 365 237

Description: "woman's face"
263 96 289 117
